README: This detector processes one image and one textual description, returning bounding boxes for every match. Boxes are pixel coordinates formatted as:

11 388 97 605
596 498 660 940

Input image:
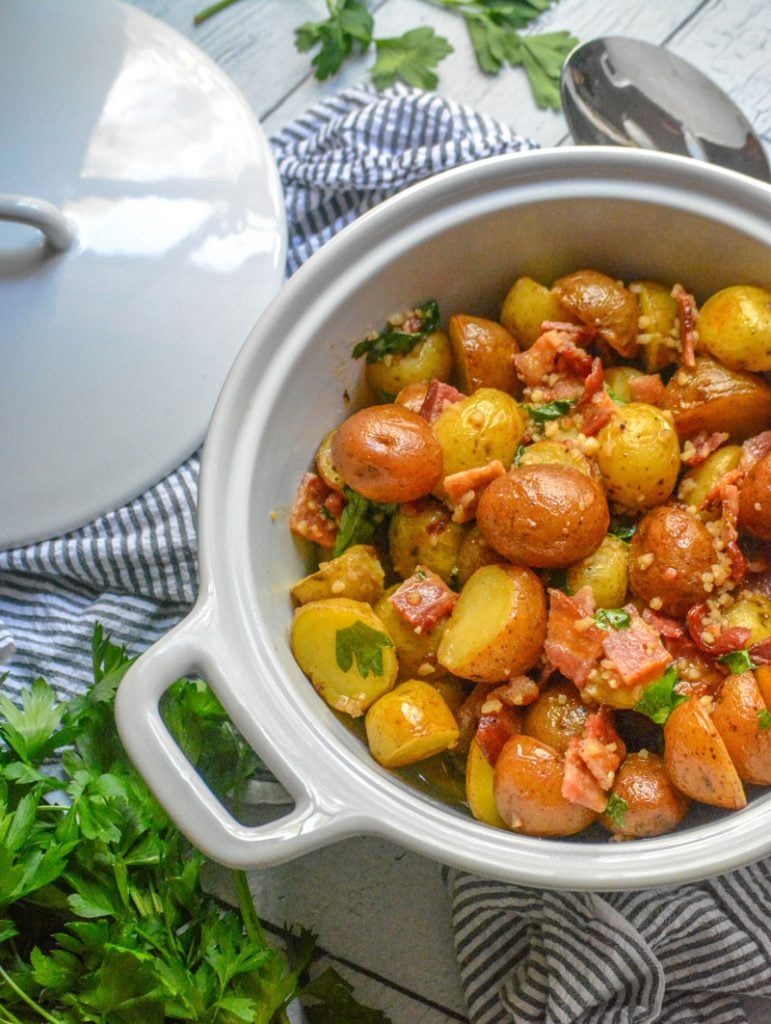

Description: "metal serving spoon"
560 36 770 181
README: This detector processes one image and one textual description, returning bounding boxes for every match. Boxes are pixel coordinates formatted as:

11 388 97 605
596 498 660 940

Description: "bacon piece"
740 431 771 474
539 320 595 342
418 378 465 424
581 357 605 402
673 283 698 367
750 636 771 665
544 587 605 687
389 567 459 631
601 606 673 687
579 388 617 437
562 739 608 813
514 328 596 390
559 344 594 378
475 704 522 766
642 607 685 639
578 707 626 789
683 430 730 467
443 460 506 523
628 372 666 407
490 675 540 707
289 472 341 547
720 479 746 583
686 602 752 655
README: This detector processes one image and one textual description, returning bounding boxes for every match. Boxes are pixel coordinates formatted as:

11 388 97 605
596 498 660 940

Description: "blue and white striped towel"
2 85 770 1024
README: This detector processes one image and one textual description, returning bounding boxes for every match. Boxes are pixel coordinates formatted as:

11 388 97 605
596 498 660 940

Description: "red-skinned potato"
662 357 771 442
711 672 771 785
449 314 520 393
552 269 640 358
493 735 597 837
599 752 689 838
331 405 443 502
521 680 590 755
738 452 771 541
476 463 609 568
663 697 746 809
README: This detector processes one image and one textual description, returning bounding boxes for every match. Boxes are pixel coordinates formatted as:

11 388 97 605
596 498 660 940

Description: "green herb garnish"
634 666 686 725
594 608 631 631
513 442 526 467
717 648 758 674
352 300 440 364
333 486 397 557
336 621 394 677
525 398 576 423
372 27 454 89
0 625 387 1023
294 0 375 80
603 792 628 828
758 709 771 731
547 568 572 594
609 519 637 542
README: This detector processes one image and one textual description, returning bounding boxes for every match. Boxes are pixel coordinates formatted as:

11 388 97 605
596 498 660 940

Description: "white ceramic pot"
115 148 771 891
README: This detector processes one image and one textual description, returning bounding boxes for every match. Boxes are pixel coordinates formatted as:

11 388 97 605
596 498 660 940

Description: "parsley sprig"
194 1 577 111
0 626 389 1023
525 398 576 423
717 648 758 674
352 300 440 364
334 486 397 556
336 620 394 677
634 666 687 725
594 608 631 631
603 792 628 828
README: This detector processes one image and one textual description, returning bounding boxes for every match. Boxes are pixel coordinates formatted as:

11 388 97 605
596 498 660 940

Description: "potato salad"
288 272 771 841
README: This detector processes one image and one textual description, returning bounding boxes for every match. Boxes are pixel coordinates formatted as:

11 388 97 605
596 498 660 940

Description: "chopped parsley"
513 442 526 467
717 648 758 674
547 568 572 594
333 486 397 556
608 519 638 542
524 398 576 423
604 792 629 828
594 608 631 631
758 709 771 731
336 620 394 677
351 299 440 364
634 666 687 725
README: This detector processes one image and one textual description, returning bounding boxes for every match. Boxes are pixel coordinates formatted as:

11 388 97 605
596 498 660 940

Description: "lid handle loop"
0 194 77 252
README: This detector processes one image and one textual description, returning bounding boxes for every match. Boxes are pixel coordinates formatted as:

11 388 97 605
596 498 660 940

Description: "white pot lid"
0 0 286 548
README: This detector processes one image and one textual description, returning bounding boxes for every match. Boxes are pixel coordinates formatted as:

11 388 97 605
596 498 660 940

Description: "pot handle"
115 607 350 869
0 194 78 252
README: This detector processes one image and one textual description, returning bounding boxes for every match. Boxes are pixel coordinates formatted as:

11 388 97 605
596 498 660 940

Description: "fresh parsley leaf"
594 608 631 631
513 442 526 466
758 709 771 731
295 0 374 81
603 792 628 828
609 519 637 542
333 487 397 557
336 621 394 677
547 568 572 594
525 398 576 423
509 30 576 109
634 666 686 725
372 27 454 89
352 300 440 364
717 648 758 674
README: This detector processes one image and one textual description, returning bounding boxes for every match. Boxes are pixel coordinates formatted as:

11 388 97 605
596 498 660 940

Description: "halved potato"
493 735 597 837
599 752 689 838
466 737 508 828
663 357 771 442
712 672 771 785
449 314 520 394
663 697 745 809
291 544 385 605
374 586 448 681
499 276 575 349
291 598 397 717
364 680 460 768
437 564 547 683
521 679 590 755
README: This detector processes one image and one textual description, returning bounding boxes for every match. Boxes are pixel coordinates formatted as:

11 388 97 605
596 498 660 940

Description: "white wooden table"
131 2 770 1021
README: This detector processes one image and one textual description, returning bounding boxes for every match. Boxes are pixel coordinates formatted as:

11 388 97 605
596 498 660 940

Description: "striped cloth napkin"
2 85 770 1024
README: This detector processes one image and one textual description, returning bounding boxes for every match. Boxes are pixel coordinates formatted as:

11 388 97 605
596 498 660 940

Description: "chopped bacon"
581 357 605 402
601 606 673 687
720 479 746 583
457 685 488 746
562 740 608 813
514 328 596 390
443 460 506 523
701 467 743 509
418 379 465 424
289 472 341 547
642 607 685 639
682 430 730 467
490 675 540 707
740 431 771 474
673 283 698 367
628 373 666 407
580 708 626 786
544 587 605 687
579 388 617 436
559 344 594 377
750 636 771 665
389 567 459 631
475 704 522 766
686 602 752 655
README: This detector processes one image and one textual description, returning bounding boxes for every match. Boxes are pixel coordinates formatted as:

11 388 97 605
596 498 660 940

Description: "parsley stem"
233 868 267 947
193 0 243 26
0 965 65 1024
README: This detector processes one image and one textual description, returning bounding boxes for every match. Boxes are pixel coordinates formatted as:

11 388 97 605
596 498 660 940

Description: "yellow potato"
566 534 629 609
698 285 771 373
663 697 746 809
494 735 597 837
499 276 575 349
466 737 508 829
291 598 398 717
712 672 771 785
455 524 500 587
388 499 464 584
596 403 680 510
432 388 525 481
365 329 454 398
721 593 771 645
315 428 345 491
291 544 385 605
631 279 679 372
374 586 448 681
518 439 592 476
599 752 689 838
603 366 644 403
449 314 520 394
437 564 546 683
663 357 771 442
364 680 460 768
677 444 742 514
